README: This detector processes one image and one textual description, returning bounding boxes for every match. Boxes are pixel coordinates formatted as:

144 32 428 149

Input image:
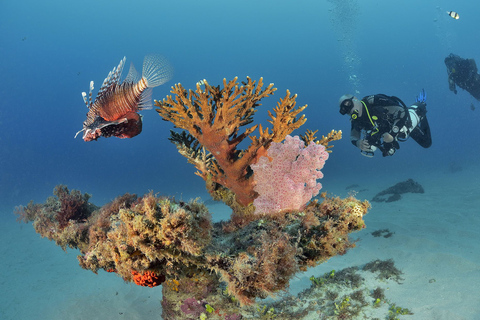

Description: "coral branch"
300 129 342 152
155 77 307 206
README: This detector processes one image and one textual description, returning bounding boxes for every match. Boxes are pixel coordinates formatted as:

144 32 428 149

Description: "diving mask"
339 98 354 115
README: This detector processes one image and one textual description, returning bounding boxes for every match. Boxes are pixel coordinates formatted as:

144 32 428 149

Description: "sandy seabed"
1 165 480 320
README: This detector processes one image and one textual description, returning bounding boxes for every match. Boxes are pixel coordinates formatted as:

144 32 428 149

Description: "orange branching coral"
155 77 307 206
300 129 342 152
132 270 165 288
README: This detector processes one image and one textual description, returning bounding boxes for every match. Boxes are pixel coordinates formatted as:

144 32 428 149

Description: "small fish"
196 79 207 86
75 55 173 141
447 11 459 20
470 103 475 111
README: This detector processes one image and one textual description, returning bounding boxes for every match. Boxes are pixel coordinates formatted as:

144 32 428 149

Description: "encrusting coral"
16 188 369 316
16 77 367 319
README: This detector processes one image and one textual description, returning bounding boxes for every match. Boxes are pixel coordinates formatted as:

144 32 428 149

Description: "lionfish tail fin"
142 54 173 88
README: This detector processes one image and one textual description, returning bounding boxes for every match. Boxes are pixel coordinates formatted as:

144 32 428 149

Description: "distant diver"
75 55 173 141
444 53 480 101
338 90 431 157
447 11 459 20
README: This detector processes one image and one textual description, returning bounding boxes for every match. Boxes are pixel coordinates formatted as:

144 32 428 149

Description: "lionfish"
75 55 173 141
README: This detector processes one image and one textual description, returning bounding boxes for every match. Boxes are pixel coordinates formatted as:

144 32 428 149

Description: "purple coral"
251 135 329 214
225 314 242 320
180 297 206 317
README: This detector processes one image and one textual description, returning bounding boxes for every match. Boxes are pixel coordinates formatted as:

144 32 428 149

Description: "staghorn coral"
155 77 307 207
300 129 342 152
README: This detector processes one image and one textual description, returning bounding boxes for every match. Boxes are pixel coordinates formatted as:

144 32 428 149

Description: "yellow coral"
301 129 342 152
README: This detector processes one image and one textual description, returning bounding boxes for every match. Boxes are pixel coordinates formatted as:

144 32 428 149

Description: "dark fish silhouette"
75 55 173 141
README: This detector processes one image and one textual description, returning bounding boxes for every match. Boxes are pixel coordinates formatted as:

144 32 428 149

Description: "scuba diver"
338 90 432 157
445 53 480 100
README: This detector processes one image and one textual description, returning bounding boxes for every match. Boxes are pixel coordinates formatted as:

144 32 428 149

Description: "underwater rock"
372 178 424 202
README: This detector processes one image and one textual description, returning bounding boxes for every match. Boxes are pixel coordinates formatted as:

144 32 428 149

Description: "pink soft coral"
251 135 329 214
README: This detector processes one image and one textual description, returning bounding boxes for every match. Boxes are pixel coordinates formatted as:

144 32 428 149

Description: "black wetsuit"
350 94 407 156
445 53 480 100
351 94 431 157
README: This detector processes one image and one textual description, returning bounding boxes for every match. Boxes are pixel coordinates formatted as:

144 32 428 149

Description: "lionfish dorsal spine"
82 81 95 108
97 57 126 101
124 62 140 84
111 57 126 84
89 81 94 106
82 92 87 106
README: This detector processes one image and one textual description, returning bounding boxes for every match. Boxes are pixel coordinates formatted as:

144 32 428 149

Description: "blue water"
1 0 479 209
1 0 480 318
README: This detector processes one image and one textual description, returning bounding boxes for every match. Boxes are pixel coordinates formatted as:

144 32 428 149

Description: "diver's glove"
381 141 398 157
356 139 372 152
411 101 427 118
448 79 457 94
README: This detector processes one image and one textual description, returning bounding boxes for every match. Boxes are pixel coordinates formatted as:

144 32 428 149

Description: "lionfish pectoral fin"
97 118 128 129
138 87 153 110
142 54 173 88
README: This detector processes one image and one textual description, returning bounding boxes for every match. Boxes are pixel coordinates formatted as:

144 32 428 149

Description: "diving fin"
415 89 427 103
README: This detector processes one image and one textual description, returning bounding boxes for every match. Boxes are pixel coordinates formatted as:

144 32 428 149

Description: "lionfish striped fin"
124 62 140 84
137 87 153 110
142 54 173 88
97 57 126 101
99 71 113 92
82 81 95 108
82 92 87 106
110 57 126 85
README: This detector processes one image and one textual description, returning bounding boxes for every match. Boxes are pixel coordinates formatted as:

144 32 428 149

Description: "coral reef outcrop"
16 189 369 315
16 77 367 319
